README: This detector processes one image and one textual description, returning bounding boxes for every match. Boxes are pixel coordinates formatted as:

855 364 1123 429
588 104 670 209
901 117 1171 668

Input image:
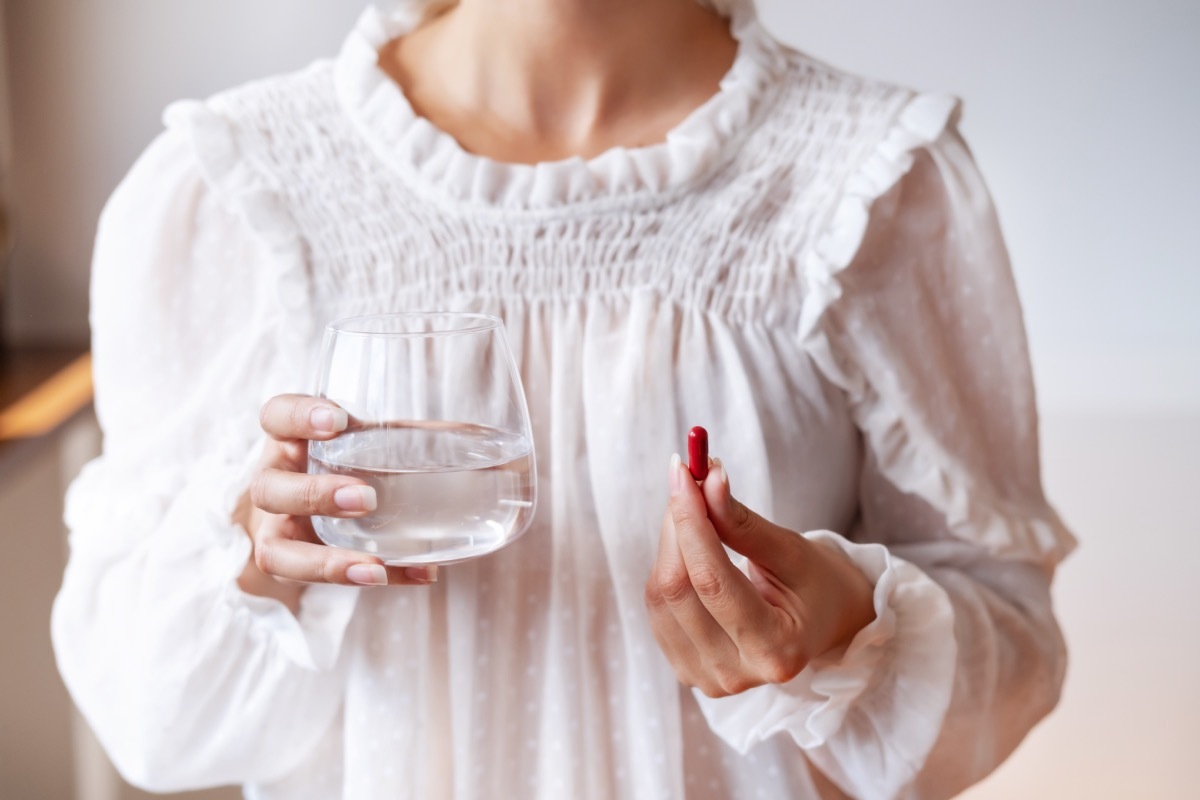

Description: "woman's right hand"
236 394 438 605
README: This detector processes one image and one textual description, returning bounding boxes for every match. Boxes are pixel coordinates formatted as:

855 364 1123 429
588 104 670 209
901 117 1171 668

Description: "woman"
52 0 1076 797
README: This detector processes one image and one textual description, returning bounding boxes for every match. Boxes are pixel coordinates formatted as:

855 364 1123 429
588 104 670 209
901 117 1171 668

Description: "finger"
251 468 377 517
259 394 349 441
668 456 780 651
702 458 808 572
254 528 438 586
646 511 731 695
644 564 707 689
649 505 740 670
258 437 309 472
647 605 735 697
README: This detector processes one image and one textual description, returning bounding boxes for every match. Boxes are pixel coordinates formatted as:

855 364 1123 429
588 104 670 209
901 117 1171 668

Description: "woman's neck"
380 0 738 162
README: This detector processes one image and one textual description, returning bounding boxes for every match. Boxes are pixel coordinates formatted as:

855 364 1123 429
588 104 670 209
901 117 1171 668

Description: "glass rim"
324 312 503 338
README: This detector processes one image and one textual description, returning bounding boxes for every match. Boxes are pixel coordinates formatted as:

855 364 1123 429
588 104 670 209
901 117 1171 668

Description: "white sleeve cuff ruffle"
159 450 360 673
64 446 360 674
693 531 956 776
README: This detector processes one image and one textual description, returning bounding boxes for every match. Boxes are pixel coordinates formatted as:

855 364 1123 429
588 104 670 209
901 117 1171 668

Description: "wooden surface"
0 347 93 441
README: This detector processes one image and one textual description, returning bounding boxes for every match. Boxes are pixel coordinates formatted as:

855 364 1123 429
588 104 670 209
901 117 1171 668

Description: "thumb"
702 459 804 568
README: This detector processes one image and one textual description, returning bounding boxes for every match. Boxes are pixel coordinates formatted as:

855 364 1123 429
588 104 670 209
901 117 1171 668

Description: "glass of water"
308 312 536 565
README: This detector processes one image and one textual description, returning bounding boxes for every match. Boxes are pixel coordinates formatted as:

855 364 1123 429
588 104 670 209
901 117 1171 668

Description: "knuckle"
654 568 693 605
253 541 276 575
248 472 271 509
289 398 312 433
688 566 725 600
643 580 667 611
721 672 758 695
299 478 325 516
709 663 741 695
318 553 340 584
732 499 756 533
670 502 703 531
761 649 807 685
697 680 730 699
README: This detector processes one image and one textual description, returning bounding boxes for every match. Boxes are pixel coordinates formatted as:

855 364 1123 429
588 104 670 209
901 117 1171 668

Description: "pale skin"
237 0 877 694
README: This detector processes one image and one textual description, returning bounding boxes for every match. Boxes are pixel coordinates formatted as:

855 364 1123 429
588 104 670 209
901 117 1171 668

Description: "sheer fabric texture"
52 1 1074 797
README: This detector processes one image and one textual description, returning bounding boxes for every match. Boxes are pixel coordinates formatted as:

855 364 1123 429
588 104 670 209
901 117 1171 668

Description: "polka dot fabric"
53 1 1074 797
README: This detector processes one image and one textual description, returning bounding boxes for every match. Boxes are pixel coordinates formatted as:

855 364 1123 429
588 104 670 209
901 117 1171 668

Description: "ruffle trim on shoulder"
797 92 1077 570
162 100 317 376
332 1 784 210
798 92 961 364
163 100 308 313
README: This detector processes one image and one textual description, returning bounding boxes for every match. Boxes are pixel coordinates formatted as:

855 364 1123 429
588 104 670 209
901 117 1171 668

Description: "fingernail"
347 564 388 586
404 565 439 584
668 453 684 496
311 406 348 433
334 485 377 512
713 457 729 492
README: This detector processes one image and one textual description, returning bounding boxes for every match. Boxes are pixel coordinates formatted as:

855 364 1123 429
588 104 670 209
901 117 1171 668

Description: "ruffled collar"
332 0 785 210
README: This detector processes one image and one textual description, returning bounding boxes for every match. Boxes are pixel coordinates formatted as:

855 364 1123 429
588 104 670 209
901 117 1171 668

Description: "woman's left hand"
644 455 877 698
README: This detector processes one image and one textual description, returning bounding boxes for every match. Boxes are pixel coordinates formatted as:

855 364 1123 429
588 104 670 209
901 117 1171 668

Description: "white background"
2 1 1197 797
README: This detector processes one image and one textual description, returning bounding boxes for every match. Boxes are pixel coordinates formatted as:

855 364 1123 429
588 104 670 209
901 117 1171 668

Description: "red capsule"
687 426 709 481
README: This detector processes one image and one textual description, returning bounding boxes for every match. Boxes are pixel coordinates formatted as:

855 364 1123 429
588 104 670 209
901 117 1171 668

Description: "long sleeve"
51 120 359 792
693 97 1076 798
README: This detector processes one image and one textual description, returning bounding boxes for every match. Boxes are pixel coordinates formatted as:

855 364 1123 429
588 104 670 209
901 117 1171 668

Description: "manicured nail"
311 406 348 433
347 564 387 586
404 566 439 584
712 457 729 492
668 453 684 495
334 485 377 512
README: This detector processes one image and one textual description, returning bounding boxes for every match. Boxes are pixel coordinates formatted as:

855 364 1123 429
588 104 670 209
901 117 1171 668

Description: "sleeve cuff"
693 531 957 763
149 448 361 672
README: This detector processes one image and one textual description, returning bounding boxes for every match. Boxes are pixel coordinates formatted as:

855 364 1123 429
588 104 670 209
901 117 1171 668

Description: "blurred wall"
3 0 366 347
1 0 1196 798
0 431 77 800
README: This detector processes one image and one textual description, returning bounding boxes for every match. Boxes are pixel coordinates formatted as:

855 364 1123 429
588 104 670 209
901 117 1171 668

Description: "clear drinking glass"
308 313 536 565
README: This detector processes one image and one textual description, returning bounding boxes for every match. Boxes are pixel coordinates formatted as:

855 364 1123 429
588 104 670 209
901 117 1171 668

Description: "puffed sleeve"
51 111 359 792
693 96 1077 798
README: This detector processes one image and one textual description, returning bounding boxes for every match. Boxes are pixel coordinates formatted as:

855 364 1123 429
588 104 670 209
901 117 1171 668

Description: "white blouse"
52 1 1077 798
